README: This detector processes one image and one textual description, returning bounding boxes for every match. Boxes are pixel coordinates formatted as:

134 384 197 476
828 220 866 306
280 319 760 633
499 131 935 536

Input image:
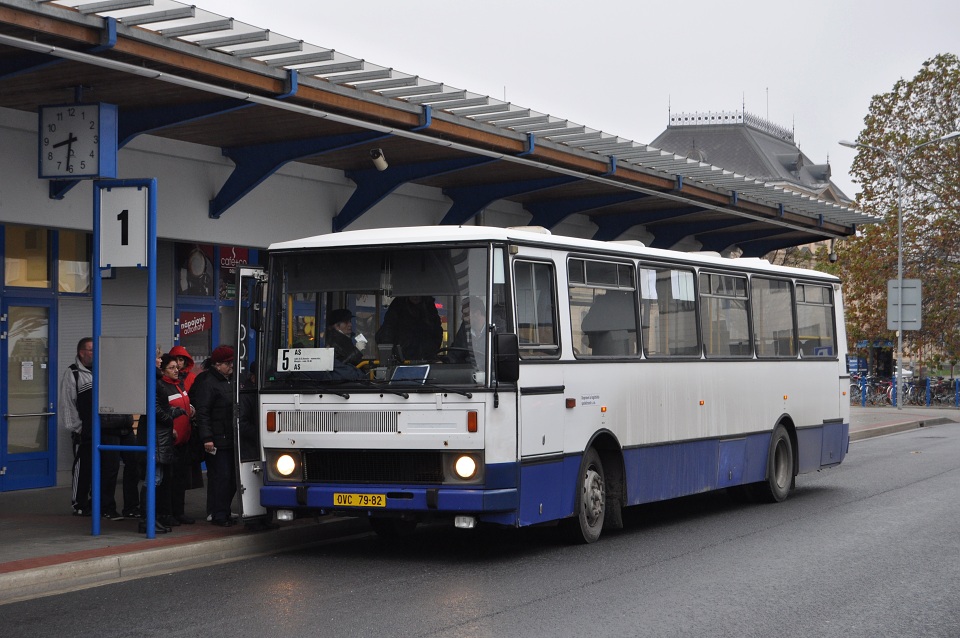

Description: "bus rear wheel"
752 424 794 503
562 448 606 544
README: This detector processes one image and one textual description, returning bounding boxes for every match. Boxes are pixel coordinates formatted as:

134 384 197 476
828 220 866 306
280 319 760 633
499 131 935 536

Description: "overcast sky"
189 0 958 199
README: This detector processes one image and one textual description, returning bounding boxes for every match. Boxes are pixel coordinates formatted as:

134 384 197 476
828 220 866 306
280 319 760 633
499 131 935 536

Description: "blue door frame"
1 297 57 491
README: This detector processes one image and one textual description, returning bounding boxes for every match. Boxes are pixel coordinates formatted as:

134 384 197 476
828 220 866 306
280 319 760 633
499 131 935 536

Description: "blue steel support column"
146 181 157 539
92 191 103 536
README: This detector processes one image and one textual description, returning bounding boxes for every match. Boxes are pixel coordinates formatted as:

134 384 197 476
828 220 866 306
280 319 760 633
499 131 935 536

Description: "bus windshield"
261 244 508 391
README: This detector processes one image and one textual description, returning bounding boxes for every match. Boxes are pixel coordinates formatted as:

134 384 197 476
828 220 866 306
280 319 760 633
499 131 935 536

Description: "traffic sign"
887 279 921 331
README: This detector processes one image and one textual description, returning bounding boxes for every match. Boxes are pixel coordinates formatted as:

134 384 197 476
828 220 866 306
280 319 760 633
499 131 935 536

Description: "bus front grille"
302 450 444 484
275 410 400 434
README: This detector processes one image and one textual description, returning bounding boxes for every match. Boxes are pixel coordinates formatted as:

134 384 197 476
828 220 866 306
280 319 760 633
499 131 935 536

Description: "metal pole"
895 158 904 410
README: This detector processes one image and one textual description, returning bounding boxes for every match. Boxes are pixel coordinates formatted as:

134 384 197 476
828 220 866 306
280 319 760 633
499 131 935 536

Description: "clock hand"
65 135 74 170
52 132 78 149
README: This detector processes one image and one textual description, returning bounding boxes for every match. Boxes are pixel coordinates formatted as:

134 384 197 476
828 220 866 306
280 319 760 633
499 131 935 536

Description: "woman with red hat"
188 345 237 526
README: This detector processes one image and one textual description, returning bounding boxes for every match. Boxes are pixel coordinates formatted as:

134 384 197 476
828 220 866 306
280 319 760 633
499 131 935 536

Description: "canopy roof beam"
211 130 389 219
441 175 580 226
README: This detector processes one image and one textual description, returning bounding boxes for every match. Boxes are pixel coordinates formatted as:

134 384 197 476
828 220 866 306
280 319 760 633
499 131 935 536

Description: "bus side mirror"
495 333 520 383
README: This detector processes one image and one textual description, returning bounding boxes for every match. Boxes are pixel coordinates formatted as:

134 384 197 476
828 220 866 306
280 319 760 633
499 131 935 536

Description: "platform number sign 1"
99 185 148 268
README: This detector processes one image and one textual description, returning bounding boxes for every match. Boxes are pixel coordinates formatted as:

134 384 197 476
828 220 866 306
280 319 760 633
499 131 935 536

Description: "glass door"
1 299 56 490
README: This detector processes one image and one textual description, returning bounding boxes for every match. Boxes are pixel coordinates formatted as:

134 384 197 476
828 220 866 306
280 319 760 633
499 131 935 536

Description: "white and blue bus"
237 226 849 542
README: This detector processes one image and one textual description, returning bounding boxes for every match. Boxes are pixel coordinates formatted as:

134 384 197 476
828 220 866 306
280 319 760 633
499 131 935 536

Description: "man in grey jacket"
59 337 94 515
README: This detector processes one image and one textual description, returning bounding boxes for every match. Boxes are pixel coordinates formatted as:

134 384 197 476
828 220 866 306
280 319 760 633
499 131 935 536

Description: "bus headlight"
266 450 303 481
276 454 297 476
454 455 477 479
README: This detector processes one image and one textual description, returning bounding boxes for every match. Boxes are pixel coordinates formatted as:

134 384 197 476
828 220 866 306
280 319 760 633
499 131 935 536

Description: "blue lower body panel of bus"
517 420 850 524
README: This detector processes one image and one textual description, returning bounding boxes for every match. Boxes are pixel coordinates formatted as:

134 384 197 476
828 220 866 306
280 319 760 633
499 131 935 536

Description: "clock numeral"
67 107 75 118
47 123 57 133
117 209 129 246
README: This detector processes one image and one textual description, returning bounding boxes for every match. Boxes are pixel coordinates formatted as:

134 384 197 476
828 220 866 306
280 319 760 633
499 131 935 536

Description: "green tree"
834 53 960 368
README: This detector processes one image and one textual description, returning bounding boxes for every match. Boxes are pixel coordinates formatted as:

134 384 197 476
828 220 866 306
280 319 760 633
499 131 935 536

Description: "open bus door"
234 266 268 521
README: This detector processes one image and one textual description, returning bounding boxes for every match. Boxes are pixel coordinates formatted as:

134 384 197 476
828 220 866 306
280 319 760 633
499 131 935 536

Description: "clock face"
38 103 117 179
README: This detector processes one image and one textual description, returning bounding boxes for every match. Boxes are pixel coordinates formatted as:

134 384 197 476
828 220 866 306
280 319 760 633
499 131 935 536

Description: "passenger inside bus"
446 296 486 364
376 296 443 361
580 290 638 356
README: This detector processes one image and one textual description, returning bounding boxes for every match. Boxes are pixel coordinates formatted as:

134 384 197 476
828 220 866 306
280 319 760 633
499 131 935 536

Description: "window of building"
4 226 51 289
174 242 258 361
58 230 91 293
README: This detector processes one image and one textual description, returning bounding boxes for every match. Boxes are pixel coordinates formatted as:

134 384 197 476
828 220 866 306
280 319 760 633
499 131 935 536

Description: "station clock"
38 102 118 179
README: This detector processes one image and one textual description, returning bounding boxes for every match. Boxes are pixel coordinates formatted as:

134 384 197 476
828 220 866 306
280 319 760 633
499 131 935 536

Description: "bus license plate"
333 493 386 508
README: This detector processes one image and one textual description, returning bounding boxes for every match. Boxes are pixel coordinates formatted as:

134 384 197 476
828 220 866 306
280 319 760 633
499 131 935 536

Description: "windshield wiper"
355 377 409 399
393 379 473 399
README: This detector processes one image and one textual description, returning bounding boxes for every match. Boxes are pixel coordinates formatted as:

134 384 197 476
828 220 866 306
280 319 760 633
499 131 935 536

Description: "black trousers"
139 462 173 518
71 439 92 512
102 431 140 514
205 448 236 522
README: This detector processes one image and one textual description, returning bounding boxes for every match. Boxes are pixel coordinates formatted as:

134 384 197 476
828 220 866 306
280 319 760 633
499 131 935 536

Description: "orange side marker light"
467 411 478 433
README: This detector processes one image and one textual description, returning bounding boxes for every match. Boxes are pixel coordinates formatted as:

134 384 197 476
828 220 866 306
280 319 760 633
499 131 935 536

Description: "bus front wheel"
562 448 606 544
753 424 794 503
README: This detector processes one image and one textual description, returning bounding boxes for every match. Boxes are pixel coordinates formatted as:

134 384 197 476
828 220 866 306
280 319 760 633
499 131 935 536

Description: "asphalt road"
4 425 959 638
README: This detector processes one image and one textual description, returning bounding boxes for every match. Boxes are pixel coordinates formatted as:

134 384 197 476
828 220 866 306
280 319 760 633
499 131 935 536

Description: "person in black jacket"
325 308 363 366
189 345 237 527
136 353 182 534
375 296 443 361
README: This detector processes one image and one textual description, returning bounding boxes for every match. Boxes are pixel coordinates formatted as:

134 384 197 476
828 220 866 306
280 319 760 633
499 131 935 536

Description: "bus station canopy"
0 0 879 256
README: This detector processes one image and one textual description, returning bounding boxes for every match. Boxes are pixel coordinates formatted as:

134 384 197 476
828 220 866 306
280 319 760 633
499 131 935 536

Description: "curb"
0 516 370 605
849 417 953 442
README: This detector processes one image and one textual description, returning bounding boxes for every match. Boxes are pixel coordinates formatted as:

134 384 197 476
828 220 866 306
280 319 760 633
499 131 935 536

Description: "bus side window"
797 284 836 358
640 266 699 357
514 260 559 358
752 277 797 358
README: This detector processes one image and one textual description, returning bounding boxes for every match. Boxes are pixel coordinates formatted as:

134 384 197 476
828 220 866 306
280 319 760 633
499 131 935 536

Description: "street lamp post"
839 131 960 409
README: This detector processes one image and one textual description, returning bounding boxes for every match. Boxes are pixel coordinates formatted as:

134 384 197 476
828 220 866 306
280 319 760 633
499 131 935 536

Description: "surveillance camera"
829 252 838 263
370 148 388 171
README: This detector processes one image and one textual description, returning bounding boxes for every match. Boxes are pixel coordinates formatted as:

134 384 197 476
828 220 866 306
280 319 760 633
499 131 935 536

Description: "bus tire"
752 424 794 503
561 448 606 544
369 517 417 539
